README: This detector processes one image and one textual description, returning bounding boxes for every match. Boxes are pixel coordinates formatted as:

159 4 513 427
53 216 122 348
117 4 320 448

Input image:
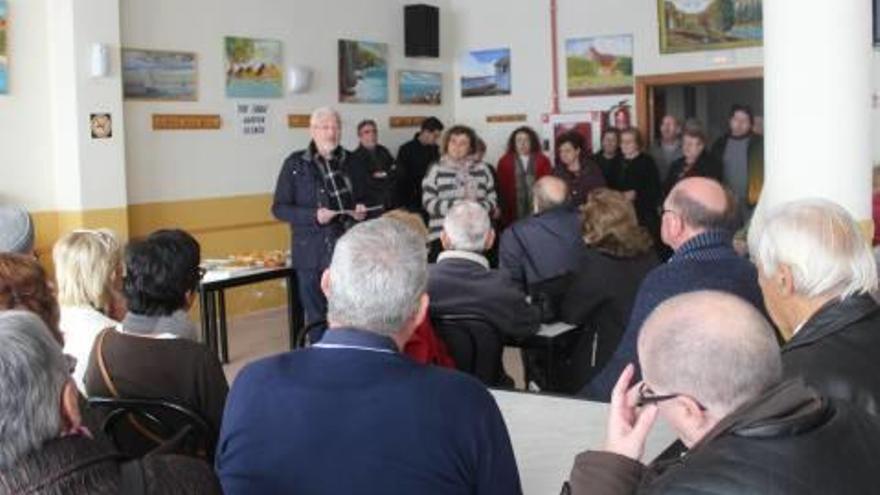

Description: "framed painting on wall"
224 36 283 98
460 48 511 97
398 70 441 105
122 49 198 101
566 34 634 97
657 0 763 54
338 39 389 104
0 0 8 95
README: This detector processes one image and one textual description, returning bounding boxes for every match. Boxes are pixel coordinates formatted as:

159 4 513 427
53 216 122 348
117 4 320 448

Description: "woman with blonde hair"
53 229 124 391
558 189 658 393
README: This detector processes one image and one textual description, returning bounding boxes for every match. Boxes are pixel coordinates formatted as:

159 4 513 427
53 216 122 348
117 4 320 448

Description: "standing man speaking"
272 107 366 343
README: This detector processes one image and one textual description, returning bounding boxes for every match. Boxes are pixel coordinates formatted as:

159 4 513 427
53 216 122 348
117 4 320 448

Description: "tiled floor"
221 308 525 387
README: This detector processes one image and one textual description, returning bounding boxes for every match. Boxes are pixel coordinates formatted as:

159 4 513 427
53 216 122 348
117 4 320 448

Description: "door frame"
635 67 764 143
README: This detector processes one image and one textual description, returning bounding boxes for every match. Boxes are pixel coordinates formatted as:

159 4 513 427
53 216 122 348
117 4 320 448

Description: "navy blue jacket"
582 230 767 401
499 206 583 292
271 144 352 270
216 328 522 495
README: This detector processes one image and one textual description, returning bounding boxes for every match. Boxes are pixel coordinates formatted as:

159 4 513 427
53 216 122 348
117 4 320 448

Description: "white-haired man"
216 218 521 494
272 107 367 342
749 198 880 414
567 291 880 494
0 310 221 493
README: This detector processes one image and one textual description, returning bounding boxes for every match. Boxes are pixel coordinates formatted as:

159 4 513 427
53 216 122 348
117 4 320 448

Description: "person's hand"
602 363 658 461
623 190 637 202
352 204 368 221
316 207 338 225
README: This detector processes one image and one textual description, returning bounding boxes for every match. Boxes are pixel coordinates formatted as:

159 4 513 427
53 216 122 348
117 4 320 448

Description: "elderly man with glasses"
566 291 880 494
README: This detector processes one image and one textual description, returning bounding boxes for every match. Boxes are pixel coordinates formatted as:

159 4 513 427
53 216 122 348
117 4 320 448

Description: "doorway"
635 67 764 145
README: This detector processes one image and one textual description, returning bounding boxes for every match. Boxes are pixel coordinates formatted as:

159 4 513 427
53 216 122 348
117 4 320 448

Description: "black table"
198 265 303 364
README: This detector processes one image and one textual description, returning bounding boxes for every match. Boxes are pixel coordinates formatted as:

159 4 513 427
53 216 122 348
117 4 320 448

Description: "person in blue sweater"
581 177 767 401
216 217 522 495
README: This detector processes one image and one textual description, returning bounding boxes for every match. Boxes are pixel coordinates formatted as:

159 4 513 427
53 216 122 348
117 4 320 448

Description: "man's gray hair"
748 198 878 299
310 106 341 127
638 291 782 417
443 201 491 253
0 310 70 469
327 218 427 336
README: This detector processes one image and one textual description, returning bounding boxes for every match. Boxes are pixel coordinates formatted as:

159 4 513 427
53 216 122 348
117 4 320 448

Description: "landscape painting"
566 35 634 97
0 0 8 94
225 36 283 98
460 48 511 98
398 70 442 105
338 39 389 104
658 0 763 53
122 49 197 101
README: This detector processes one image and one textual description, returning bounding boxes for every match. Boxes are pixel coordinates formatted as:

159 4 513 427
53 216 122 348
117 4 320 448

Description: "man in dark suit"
347 119 397 213
271 107 367 342
583 177 765 401
429 201 540 340
217 218 521 495
499 176 582 294
395 116 444 219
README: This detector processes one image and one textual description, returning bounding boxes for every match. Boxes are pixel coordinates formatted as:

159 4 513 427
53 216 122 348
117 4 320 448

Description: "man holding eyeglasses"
566 291 880 494
581 177 765 401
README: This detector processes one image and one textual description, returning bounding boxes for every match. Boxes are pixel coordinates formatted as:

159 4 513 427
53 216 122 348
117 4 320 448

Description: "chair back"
88 396 216 461
431 313 505 386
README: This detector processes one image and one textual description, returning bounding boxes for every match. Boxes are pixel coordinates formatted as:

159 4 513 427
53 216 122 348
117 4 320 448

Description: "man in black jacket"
499 176 582 294
395 117 444 218
749 198 880 415
348 119 397 213
567 291 880 495
272 107 367 342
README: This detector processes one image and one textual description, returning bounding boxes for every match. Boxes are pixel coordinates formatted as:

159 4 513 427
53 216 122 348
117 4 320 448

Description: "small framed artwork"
225 36 284 98
122 48 198 101
0 0 8 95
398 70 442 105
90 113 112 139
460 48 511 98
338 39 389 104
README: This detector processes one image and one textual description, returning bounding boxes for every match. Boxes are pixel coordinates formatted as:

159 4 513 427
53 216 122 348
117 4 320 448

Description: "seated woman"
84 229 228 456
0 253 64 345
53 229 125 392
553 131 605 207
495 126 553 229
663 126 723 197
559 189 658 393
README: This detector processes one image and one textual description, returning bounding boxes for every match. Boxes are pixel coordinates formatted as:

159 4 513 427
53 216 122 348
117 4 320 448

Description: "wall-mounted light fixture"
287 65 312 94
90 43 110 78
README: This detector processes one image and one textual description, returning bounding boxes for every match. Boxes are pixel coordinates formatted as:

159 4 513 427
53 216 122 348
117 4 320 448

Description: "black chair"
296 319 327 347
87 397 217 462
431 313 509 387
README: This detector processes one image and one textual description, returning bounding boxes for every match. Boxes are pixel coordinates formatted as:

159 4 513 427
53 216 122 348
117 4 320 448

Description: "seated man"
0 206 34 254
749 198 880 415
584 177 764 401
499 176 582 295
0 310 220 493
84 229 228 456
429 201 540 340
568 291 880 494
216 218 521 494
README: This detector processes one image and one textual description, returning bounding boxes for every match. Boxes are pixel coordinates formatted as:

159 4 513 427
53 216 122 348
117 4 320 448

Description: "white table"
492 389 676 495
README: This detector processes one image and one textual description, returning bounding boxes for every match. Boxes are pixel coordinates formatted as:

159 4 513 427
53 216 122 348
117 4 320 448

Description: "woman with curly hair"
558 189 658 392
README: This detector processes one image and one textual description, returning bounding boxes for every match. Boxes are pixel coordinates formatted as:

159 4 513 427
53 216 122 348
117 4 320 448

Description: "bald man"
499 176 582 293
567 291 880 494
582 177 765 401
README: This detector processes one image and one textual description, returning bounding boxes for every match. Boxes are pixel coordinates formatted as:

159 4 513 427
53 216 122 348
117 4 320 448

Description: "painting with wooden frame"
657 0 763 54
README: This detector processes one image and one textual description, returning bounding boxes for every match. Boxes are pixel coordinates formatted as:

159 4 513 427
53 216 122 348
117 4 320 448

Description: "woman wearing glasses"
53 229 125 392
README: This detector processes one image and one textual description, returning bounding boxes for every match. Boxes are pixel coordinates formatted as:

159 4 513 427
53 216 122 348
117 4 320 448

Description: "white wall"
121 0 454 205
0 0 56 211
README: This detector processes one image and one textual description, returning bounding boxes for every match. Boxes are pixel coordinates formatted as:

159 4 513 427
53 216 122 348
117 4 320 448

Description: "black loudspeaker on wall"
405 4 439 58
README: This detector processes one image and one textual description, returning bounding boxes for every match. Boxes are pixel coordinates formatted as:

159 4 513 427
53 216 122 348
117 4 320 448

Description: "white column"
762 0 873 220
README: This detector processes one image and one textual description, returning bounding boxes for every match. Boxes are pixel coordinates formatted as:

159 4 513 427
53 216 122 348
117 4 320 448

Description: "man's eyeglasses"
636 382 707 411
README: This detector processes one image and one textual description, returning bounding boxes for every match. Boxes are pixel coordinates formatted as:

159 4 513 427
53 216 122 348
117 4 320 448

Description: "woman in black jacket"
559 189 658 393
663 127 723 197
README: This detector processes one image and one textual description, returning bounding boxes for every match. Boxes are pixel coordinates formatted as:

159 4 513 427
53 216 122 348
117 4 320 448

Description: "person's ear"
775 264 795 297
184 291 196 310
440 231 451 251
320 269 331 298
484 229 496 251
60 380 82 432
396 293 430 347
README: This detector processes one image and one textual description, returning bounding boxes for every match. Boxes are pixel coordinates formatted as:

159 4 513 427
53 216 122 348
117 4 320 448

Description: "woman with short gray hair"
749 198 880 414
